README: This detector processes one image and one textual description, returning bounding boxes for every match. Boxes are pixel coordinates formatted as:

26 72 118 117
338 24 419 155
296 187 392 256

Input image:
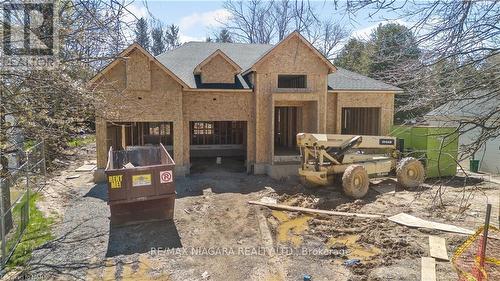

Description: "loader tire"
342 165 369 199
397 157 425 188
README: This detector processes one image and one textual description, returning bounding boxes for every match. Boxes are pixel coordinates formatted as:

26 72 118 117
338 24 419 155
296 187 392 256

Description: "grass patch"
23 140 37 151
6 193 54 269
67 134 96 147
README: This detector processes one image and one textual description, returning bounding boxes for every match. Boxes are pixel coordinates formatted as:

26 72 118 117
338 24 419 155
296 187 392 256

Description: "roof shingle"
155 41 401 92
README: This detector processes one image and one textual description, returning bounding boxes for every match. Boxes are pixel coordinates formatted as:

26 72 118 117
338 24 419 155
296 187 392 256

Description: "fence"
0 141 46 271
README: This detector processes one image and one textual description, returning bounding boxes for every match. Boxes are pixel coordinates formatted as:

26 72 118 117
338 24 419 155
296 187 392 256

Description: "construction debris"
248 200 382 218
429 236 449 261
123 162 135 169
75 164 96 172
201 271 210 279
421 257 436 281
344 259 361 267
388 213 474 235
65 174 81 179
259 196 277 204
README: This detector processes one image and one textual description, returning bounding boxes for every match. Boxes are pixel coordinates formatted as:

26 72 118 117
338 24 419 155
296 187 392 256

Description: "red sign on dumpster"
160 170 173 183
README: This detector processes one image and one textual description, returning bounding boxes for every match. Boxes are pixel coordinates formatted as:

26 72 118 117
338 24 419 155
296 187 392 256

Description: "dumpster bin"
391 125 459 178
105 144 175 225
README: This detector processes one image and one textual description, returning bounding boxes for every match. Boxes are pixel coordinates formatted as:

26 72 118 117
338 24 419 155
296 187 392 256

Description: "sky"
128 0 409 43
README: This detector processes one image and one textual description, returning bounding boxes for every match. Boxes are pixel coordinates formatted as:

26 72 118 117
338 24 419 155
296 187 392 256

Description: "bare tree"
342 1 499 208
342 1 499 158
223 0 276 43
1 0 139 173
223 0 349 57
308 20 350 60
273 0 294 41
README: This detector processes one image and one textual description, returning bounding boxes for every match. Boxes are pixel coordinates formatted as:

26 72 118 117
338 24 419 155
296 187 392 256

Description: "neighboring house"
425 91 500 174
90 31 402 179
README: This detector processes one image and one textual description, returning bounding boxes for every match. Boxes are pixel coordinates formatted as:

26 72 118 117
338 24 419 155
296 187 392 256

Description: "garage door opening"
189 121 246 173
106 121 174 154
341 107 381 135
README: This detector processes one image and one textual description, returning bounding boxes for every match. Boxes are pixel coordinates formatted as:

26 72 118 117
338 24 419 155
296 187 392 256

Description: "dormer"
194 49 242 84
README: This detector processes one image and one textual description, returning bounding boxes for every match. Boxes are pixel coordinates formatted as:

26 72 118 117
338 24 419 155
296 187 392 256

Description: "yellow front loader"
297 133 425 198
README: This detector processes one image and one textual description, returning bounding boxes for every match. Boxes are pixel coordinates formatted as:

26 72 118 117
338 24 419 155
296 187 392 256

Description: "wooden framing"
92 31 397 179
341 107 381 135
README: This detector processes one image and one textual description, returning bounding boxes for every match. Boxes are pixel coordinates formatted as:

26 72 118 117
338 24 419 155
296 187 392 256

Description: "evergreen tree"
369 23 420 83
135 17 150 50
165 24 180 50
334 38 371 75
216 29 233 43
151 23 166 55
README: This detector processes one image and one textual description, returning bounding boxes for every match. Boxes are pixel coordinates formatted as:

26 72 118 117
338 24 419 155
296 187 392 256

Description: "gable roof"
193 49 242 74
89 43 188 88
247 31 337 74
157 42 400 92
92 32 397 92
327 67 402 92
426 90 499 118
156 42 273 88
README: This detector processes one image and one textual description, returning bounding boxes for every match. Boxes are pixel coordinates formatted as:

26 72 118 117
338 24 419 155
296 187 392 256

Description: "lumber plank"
388 213 474 235
75 164 96 172
247 201 382 218
421 257 436 281
429 236 449 261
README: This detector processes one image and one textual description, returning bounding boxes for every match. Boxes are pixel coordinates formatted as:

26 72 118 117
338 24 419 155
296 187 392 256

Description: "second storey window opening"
278 75 307 88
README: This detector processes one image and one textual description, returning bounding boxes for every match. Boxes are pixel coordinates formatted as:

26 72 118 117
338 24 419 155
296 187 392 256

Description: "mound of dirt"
277 193 320 209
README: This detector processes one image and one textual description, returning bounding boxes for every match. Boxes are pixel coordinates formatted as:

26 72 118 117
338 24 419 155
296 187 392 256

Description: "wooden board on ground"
421 257 436 281
388 213 474 235
248 200 382 219
66 174 81 179
429 236 449 261
75 164 96 172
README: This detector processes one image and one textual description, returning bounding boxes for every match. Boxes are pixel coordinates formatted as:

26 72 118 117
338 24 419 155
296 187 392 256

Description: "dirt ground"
5 144 499 281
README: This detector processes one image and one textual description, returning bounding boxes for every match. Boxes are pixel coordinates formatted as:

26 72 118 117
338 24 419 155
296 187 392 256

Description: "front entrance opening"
189 121 246 173
274 106 300 155
341 107 381 135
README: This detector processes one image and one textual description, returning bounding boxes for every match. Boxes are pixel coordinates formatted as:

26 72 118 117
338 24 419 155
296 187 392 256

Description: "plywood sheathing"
326 93 338 133
254 34 330 164
181 90 256 166
334 92 395 135
194 50 242 84
126 50 151 91
94 48 185 170
93 35 397 175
